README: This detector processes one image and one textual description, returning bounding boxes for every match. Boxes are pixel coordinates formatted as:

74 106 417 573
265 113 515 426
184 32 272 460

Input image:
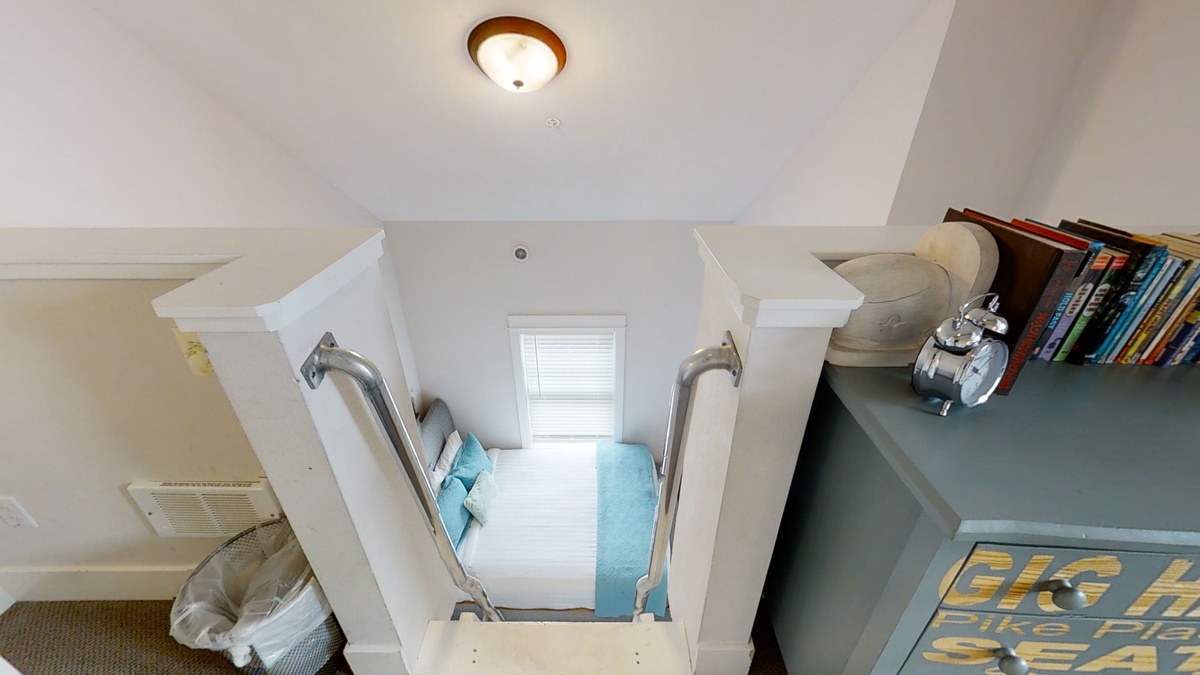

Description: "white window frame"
508 315 626 449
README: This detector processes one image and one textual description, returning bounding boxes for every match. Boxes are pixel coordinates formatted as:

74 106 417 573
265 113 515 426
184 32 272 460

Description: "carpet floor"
0 599 786 674
0 600 241 674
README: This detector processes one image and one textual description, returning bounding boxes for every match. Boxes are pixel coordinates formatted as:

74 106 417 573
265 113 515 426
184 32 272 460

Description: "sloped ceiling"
88 0 929 221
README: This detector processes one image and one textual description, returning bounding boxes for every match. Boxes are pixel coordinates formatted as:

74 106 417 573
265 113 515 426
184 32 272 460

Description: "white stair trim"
415 619 693 674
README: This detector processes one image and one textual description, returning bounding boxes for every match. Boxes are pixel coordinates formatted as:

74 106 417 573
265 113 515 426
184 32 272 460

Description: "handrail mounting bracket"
302 332 339 389
722 331 742 386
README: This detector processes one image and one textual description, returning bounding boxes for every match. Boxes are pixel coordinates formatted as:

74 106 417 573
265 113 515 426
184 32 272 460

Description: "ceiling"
88 0 930 222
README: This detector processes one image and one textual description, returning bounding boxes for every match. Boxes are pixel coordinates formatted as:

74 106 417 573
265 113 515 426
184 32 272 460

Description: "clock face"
958 340 1008 407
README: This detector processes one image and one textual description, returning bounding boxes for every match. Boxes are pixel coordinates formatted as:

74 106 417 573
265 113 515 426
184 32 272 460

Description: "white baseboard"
0 566 194 602
0 584 14 616
693 639 755 675
344 643 409 675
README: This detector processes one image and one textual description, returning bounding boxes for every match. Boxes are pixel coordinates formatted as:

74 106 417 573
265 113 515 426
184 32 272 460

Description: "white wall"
385 221 712 459
0 280 262 588
885 0 1103 227
0 0 423 392
0 0 377 229
0 0 431 602
1018 1 1200 229
736 0 954 228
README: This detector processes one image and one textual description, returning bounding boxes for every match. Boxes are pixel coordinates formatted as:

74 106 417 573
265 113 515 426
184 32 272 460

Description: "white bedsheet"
456 446 598 609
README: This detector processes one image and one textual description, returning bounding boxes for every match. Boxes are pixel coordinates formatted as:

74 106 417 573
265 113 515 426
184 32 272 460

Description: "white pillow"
464 470 499 525
430 430 463 496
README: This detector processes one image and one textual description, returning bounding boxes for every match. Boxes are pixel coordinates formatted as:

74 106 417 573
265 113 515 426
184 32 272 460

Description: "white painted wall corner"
0 583 14 616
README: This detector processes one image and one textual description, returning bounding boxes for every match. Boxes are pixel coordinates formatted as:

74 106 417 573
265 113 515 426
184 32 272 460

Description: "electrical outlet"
0 497 38 529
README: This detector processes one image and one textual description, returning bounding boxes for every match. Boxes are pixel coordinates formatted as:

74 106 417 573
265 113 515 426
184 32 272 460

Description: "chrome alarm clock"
911 293 1010 416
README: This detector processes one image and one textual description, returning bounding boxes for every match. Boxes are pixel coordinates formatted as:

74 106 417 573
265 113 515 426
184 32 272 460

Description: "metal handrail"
301 332 503 622
632 331 742 619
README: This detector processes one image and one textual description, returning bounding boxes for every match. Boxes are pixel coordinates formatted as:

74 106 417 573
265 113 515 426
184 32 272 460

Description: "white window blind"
509 316 625 448
521 332 615 444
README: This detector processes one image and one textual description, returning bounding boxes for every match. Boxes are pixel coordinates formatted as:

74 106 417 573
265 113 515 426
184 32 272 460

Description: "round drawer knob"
993 647 1029 675
1045 579 1088 610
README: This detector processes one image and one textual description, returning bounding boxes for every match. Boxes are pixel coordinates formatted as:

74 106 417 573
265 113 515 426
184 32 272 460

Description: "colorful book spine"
1141 244 1200 364
1002 218 1101 360
1053 253 1127 362
1103 255 1180 363
1058 221 1161 365
1174 326 1200 365
1122 256 1200 364
1182 338 1200 365
1095 250 1170 362
1003 252 1081 388
1078 245 1164 363
1141 296 1195 364
1119 257 1187 363
1039 251 1112 361
1146 296 1195 364
1156 300 1200 365
1035 289 1076 358
1175 308 1200 365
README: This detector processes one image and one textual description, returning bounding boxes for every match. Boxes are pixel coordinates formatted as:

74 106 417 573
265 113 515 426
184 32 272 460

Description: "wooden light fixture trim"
468 16 567 78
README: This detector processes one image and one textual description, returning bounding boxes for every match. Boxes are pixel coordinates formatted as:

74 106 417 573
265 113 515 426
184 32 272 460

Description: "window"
509 316 625 448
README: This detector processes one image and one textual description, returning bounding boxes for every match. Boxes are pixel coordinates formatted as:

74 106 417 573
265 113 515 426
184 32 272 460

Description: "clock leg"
939 399 953 417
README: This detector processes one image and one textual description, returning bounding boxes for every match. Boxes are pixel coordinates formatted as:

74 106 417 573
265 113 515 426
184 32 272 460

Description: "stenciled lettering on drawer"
938 546 1200 619
906 610 1200 673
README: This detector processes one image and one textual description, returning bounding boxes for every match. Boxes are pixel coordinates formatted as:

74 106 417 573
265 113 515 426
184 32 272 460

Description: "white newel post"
151 229 457 675
669 227 866 674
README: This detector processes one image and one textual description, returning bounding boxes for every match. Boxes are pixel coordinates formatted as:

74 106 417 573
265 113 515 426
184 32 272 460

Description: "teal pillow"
435 476 471 548
448 433 493 492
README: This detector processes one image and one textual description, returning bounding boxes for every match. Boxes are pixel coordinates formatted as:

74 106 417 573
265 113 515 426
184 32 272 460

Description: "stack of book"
947 208 1200 394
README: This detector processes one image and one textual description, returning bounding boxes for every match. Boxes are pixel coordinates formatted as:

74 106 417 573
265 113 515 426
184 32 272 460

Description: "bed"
418 399 667 616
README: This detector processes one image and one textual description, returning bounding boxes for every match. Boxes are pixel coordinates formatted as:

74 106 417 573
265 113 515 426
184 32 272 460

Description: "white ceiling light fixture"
468 16 566 93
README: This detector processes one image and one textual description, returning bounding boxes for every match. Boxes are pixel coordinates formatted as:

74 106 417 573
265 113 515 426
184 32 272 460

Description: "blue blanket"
595 442 667 617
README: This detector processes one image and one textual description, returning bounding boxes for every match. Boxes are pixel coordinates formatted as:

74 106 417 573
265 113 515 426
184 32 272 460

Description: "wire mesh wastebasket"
234 613 343 675
170 518 345 675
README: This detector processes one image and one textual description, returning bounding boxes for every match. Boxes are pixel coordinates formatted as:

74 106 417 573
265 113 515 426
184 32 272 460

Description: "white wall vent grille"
128 479 281 538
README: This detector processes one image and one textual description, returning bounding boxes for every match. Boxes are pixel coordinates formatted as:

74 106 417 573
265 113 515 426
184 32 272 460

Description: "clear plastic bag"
170 520 332 670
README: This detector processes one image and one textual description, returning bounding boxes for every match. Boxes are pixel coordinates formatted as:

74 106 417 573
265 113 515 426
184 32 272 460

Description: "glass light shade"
475 33 560 93
468 17 566 94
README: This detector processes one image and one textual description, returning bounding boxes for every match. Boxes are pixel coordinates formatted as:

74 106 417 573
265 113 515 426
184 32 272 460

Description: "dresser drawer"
901 608 1200 673
939 544 1200 620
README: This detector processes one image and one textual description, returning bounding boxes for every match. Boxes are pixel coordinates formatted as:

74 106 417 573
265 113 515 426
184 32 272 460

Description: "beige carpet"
0 599 786 674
